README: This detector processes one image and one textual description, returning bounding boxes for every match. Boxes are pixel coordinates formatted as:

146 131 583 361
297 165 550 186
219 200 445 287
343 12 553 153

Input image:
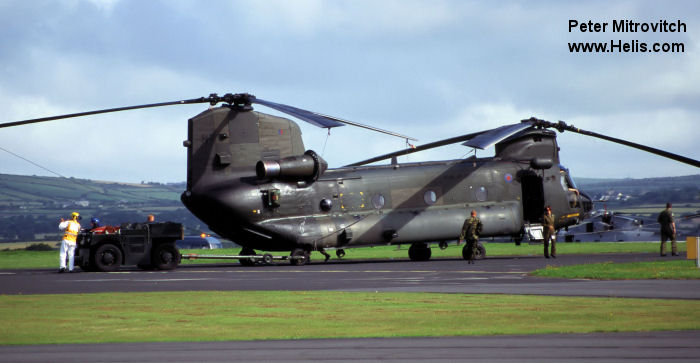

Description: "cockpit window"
560 166 580 208
559 165 578 189
560 173 569 190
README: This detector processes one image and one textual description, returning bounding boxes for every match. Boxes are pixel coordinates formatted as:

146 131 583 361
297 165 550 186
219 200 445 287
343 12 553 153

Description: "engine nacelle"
256 150 328 182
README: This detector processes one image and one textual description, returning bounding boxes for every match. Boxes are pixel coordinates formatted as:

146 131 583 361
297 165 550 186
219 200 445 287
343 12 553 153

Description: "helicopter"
2 93 699 266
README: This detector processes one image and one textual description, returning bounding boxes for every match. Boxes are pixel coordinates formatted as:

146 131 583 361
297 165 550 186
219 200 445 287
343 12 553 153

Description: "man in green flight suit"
543 205 556 259
657 202 678 256
460 209 483 264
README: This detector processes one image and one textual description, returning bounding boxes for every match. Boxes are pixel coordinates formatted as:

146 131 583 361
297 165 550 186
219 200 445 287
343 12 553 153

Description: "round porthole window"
371 194 385 209
320 198 333 212
424 190 437 205
475 186 487 202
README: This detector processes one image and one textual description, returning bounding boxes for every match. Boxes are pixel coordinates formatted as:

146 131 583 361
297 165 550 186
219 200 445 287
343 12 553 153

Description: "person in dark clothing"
657 203 678 256
543 206 556 259
460 210 482 264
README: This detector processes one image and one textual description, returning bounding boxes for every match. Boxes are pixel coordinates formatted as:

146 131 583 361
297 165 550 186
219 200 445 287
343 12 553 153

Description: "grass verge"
1 291 699 345
0 242 687 269
532 259 700 279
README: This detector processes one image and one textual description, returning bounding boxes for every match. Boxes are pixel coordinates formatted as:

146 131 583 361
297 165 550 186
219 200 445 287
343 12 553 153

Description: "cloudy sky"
1 0 698 183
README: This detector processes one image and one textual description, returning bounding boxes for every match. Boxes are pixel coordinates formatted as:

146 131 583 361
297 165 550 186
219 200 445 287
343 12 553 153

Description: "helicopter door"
521 173 544 223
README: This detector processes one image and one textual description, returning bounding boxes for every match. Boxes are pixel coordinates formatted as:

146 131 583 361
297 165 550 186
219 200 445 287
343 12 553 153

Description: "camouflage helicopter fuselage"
181 105 591 253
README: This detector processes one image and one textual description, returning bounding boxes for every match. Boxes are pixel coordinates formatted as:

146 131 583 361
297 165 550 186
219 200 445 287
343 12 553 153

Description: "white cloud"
1 0 698 182
243 0 460 36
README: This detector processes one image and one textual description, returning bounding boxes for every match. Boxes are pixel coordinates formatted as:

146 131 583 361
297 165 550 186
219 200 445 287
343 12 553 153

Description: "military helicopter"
3 93 699 265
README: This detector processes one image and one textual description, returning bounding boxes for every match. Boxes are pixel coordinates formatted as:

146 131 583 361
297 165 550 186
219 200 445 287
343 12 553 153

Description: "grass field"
532 259 700 279
0 242 688 270
1 291 699 345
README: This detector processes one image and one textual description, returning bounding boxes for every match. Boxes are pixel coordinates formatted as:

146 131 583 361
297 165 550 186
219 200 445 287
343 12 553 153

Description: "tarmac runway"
1 253 698 299
2 252 699 361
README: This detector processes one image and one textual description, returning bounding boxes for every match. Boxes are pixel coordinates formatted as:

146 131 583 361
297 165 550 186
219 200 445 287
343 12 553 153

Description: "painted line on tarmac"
69 278 215 282
184 269 526 274
135 278 216 282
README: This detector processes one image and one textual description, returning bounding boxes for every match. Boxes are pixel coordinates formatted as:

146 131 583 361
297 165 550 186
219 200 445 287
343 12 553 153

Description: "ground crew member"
543 206 556 259
657 202 678 256
58 212 81 273
318 247 331 262
460 209 482 264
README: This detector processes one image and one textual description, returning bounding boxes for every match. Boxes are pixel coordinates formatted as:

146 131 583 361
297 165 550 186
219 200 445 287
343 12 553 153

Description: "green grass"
532 260 700 279
183 242 686 264
0 242 687 269
0 250 57 269
1 291 699 345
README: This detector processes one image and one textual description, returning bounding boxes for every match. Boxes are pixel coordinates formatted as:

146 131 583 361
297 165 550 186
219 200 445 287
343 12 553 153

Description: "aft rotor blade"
461 123 532 150
525 118 700 168
0 97 211 129
253 97 417 141
346 130 487 167
251 98 345 128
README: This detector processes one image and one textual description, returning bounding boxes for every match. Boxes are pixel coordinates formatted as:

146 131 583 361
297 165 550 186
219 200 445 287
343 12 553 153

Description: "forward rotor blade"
461 123 532 149
346 130 486 167
525 118 700 168
253 97 417 141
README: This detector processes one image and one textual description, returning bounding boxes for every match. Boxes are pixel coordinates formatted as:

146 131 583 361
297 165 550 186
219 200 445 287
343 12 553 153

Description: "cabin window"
320 199 333 212
371 194 385 209
424 190 437 205
475 186 488 202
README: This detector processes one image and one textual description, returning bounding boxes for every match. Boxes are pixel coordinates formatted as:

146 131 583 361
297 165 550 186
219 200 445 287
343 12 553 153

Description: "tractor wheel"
93 243 122 272
152 244 180 270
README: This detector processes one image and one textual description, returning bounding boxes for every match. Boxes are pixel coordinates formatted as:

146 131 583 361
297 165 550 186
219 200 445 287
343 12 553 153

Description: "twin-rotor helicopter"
3 93 698 265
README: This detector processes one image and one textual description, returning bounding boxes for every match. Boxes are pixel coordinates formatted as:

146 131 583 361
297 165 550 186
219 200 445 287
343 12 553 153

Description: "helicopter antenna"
321 128 332 157
0 146 109 195
0 146 67 179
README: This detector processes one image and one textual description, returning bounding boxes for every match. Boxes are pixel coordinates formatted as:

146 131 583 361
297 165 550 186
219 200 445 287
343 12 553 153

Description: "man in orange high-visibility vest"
58 212 81 273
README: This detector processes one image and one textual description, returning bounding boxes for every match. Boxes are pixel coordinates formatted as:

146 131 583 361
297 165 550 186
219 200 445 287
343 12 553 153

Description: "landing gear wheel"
290 248 310 266
152 244 180 270
514 232 524 246
475 243 486 260
336 249 346 259
408 243 431 261
461 243 486 260
262 253 274 265
93 243 122 272
240 247 257 266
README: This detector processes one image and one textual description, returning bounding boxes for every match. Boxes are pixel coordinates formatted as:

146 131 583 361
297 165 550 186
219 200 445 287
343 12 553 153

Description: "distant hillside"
0 174 201 242
575 175 700 191
574 174 700 206
0 173 185 206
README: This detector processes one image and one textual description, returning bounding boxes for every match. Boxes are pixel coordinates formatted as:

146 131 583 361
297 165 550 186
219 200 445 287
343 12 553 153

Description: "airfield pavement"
1 253 699 361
